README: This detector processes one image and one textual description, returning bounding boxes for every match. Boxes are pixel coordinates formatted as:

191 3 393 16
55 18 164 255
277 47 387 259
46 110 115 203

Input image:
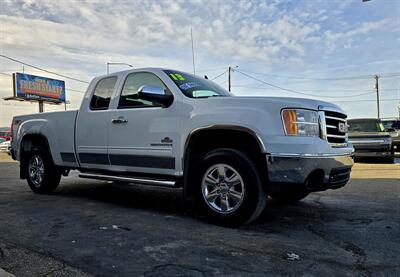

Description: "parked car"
0 129 11 141
0 140 11 154
382 118 400 153
382 118 400 130
10 68 354 225
348 118 394 163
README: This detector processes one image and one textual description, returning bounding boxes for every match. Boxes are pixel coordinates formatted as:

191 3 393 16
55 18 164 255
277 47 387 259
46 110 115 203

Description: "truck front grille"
323 110 348 145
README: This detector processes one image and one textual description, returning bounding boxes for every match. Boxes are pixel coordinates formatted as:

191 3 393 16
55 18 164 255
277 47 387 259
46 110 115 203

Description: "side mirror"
137 85 173 107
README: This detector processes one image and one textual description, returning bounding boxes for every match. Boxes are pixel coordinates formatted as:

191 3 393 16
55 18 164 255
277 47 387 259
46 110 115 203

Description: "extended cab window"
118 72 170 108
90 77 117 110
164 70 231 98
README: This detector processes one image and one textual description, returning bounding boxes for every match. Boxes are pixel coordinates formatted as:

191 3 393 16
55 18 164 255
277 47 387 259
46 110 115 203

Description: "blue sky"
0 0 399 126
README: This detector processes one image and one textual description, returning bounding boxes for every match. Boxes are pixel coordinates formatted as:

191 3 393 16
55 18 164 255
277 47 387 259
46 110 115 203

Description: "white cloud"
0 0 399 125
324 19 391 50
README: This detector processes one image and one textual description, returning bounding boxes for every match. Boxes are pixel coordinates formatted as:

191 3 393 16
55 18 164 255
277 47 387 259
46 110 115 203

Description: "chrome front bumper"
266 153 354 191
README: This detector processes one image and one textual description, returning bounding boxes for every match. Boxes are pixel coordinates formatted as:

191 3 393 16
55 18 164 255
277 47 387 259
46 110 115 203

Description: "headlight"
384 137 392 144
282 109 320 137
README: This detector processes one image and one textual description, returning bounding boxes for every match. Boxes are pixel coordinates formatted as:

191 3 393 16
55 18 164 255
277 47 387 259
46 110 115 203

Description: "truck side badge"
161 137 173 144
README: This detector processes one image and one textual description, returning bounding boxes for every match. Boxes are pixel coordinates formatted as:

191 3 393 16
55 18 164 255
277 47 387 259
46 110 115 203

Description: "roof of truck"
97 67 184 79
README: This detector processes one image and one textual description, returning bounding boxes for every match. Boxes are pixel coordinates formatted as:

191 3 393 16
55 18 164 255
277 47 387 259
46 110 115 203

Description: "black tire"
269 189 309 203
384 158 395 164
194 148 267 226
25 146 61 194
383 155 395 164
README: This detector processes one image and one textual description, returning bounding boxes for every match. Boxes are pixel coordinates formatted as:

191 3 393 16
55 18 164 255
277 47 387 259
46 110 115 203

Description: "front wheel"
383 155 395 164
26 146 61 194
195 148 267 226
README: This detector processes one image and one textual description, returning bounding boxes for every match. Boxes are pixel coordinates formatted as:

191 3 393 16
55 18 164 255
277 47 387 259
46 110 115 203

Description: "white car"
10 68 354 225
0 140 11 153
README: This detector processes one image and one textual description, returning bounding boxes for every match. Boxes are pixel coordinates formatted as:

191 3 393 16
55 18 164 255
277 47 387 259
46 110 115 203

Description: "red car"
0 130 11 141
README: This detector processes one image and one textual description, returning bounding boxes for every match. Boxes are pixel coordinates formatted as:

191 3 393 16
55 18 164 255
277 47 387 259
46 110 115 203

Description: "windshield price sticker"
179 82 199 90
169 73 185 81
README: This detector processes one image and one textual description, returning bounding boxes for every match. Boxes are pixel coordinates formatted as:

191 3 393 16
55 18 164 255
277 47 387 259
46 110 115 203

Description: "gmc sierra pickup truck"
348 118 394 163
10 68 354 225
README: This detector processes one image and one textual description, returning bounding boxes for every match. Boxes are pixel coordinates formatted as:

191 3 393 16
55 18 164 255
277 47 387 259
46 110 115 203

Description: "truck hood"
186 96 347 138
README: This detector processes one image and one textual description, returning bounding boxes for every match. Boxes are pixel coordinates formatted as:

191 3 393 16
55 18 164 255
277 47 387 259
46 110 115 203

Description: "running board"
78 173 177 188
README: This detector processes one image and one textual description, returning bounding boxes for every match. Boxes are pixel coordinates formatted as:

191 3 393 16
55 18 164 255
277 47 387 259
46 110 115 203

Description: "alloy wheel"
201 163 245 214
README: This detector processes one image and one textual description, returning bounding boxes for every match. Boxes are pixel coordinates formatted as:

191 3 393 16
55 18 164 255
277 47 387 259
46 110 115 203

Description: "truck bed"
13 110 78 167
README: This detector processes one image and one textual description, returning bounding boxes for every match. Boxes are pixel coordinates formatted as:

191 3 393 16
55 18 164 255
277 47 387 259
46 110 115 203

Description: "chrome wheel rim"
201 164 245 214
28 155 44 187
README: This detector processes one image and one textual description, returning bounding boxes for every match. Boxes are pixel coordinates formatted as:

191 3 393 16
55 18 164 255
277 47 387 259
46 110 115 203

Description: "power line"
234 86 373 94
67 88 85 93
196 66 227 72
233 85 375 93
380 73 400 78
219 79 228 86
238 69 400 81
234 69 376 98
233 85 400 93
239 69 372 80
333 98 400 103
0 54 90 84
211 70 227 81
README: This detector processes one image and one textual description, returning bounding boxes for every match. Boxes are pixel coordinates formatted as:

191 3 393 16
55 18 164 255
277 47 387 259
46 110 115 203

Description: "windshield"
382 120 400 130
348 120 385 132
164 70 232 98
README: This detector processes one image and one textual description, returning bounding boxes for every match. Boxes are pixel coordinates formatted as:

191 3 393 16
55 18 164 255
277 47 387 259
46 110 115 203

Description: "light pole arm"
107 62 133 74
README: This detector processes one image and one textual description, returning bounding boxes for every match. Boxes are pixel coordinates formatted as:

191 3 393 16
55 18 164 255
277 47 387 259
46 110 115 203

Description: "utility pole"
228 66 232 92
38 100 44 113
375 75 380 119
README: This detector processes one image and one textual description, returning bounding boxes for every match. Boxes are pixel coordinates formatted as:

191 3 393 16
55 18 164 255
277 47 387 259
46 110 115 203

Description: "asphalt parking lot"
0 153 399 276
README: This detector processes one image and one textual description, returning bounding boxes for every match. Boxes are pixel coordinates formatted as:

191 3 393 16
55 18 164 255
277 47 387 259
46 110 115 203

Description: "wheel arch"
183 125 267 156
182 125 268 203
20 134 54 179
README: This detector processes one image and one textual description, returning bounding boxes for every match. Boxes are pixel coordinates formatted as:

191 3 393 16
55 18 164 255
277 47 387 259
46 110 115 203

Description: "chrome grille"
322 110 348 145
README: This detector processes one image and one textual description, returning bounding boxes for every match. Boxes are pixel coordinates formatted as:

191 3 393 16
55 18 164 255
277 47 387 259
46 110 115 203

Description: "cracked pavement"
0 154 399 276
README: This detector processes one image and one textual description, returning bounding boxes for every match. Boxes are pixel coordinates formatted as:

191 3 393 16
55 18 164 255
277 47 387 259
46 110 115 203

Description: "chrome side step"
78 173 177 188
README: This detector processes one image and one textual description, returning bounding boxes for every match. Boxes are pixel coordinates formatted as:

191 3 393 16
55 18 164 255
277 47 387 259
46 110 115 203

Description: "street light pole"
107 62 133 74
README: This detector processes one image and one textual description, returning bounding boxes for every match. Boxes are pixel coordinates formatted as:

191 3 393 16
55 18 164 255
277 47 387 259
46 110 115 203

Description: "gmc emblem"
338 122 347 133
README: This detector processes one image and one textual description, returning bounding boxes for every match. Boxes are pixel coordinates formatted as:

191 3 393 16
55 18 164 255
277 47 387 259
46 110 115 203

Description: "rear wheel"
26 146 61 194
194 148 267 226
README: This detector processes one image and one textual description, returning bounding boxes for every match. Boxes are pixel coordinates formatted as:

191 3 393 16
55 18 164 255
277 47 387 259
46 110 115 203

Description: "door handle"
112 117 128 124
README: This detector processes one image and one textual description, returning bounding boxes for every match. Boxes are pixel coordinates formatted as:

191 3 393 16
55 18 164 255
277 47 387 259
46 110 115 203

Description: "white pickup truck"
11 68 354 225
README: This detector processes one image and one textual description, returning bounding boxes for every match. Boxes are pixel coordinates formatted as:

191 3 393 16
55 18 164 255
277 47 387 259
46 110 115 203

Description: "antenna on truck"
191 27 196 75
